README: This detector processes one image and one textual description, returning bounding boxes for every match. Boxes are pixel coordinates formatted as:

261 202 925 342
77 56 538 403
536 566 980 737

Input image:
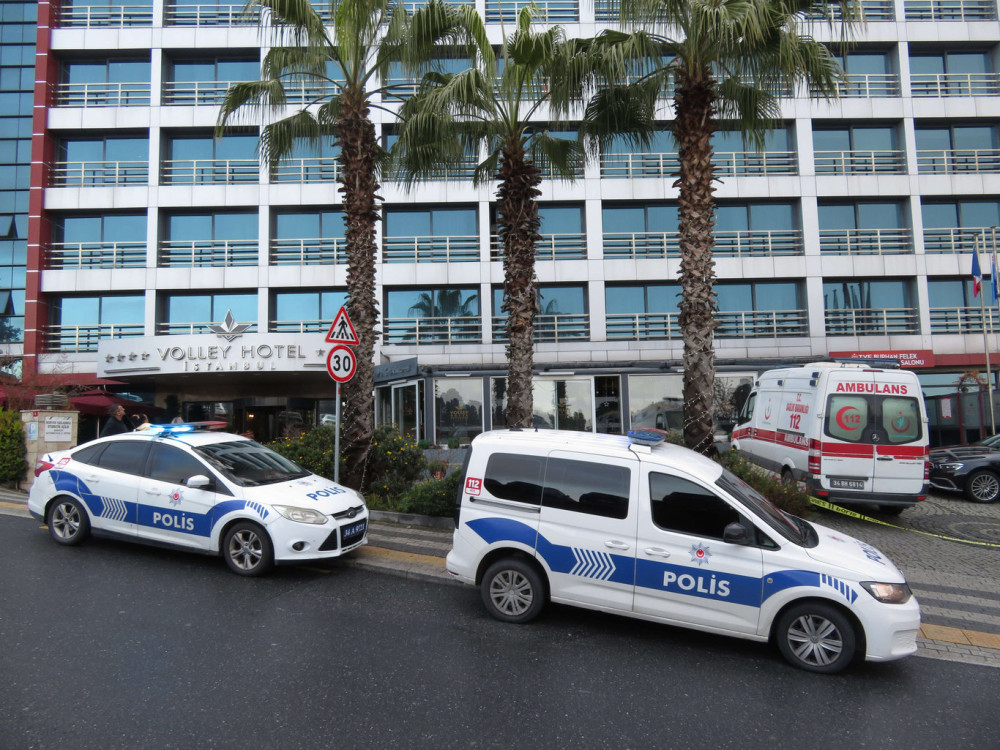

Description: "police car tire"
964 470 1000 504
47 497 90 546
775 602 857 674
222 522 274 576
481 558 547 624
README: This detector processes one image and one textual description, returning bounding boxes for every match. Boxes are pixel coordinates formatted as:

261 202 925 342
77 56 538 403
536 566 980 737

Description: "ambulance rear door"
869 373 926 496
821 371 879 494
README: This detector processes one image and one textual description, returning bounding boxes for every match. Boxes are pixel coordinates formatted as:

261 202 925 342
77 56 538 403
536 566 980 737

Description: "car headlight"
272 505 328 525
860 581 912 604
936 462 964 472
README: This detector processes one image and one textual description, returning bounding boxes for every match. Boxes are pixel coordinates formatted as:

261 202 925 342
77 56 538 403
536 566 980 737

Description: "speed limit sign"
326 345 357 383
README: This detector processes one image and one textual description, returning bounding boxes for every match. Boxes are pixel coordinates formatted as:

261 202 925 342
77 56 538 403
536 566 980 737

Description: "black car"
929 445 1000 503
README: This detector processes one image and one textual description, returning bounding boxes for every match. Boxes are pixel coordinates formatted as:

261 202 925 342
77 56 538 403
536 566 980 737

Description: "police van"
446 429 920 674
731 363 928 513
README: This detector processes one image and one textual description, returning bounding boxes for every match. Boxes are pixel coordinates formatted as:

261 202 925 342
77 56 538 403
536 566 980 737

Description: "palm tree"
217 0 460 489
391 5 651 428
609 0 860 454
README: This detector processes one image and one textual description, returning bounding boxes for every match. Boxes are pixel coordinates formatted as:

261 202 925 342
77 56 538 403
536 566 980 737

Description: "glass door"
392 380 423 441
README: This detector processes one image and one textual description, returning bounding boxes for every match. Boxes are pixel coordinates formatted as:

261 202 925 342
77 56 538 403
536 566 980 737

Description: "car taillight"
924 459 930 480
808 444 821 475
33 459 54 477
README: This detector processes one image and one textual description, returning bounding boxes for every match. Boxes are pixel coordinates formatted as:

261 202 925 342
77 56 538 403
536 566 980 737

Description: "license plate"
830 478 865 490
341 519 367 547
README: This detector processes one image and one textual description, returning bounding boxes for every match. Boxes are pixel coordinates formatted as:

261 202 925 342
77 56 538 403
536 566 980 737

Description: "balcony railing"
271 320 332 334
492 313 590 342
384 316 482 344
158 321 259 335
54 82 151 107
158 240 258 267
814 150 906 174
825 307 920 335
829 73 901 98
386 157 480 182
603 229 803 259
162 81 240 106
916 149 1000 173
283 81 342 105
46 241 146 269
485 0 579 23
716 310 809 338
606 312 680 340
270 238 347 265
819 228 913 255
164 3 258 26
49 161 149 186
601 150 797 178
804 0 895 20
924 227 993 253
271 158 340 183
161 159 259 184
911 73 1000 97
930 306 1000 334
383 236 480 263
46 323 145 352
56 4 153 26
904 0 997 20
490 233 587 261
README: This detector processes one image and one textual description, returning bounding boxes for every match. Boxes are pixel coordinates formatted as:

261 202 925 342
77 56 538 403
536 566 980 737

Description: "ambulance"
730 363 928 513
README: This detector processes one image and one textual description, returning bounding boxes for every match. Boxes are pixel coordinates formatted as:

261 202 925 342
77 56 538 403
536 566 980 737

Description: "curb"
368 509 454 529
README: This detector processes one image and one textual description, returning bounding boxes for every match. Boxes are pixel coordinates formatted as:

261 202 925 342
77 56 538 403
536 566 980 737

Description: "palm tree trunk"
337 92 380 489
497 142 542 429
674 73 718 455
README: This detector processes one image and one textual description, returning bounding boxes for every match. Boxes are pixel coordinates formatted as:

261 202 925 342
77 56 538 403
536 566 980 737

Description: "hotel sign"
828 350 936 368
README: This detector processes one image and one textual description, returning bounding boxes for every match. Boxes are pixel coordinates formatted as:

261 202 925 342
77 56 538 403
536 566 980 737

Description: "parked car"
929 443 1000 503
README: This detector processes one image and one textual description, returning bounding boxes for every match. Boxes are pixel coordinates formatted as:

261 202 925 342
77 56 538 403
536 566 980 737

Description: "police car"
446 429 921 673
27 423 368 576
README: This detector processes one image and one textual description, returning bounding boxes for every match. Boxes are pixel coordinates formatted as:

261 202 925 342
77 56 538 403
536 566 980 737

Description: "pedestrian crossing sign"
325 306 359 345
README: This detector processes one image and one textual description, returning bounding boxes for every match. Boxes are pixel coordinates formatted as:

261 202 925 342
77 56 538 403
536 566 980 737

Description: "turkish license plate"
830 478 865 490
341 519 367 547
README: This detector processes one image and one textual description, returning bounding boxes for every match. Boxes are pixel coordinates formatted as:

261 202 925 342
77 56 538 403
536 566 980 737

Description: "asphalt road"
1 516 998 750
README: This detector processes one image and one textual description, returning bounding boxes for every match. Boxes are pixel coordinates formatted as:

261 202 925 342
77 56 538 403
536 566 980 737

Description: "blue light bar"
628 429 667 447
145 421 228 435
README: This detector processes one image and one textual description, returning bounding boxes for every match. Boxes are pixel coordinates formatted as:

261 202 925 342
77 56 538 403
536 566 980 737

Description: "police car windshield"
716 470 815 546
195 441 309 487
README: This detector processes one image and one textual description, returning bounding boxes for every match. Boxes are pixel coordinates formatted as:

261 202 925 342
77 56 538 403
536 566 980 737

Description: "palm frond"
216 80 288 133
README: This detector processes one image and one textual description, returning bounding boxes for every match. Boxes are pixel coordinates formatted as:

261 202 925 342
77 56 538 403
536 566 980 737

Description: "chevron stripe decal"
570 547 617 581
101 496 129 522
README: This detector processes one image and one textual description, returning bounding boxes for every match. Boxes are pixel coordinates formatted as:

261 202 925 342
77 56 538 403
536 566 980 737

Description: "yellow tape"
809 497 1000 548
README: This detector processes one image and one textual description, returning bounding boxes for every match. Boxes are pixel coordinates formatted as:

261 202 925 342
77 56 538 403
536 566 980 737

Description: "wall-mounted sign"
829 350 936 368
44 415 73 442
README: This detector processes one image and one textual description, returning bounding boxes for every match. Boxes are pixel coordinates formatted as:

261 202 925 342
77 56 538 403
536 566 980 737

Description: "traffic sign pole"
334 382 341 484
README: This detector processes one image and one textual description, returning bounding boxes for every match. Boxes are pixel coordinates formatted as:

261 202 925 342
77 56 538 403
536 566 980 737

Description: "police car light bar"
628 429 667 447
145 421 229 435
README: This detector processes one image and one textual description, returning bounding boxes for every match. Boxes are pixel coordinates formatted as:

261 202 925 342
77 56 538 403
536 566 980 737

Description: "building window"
48 294 144 351
712 127 796 175
57 57 150 106
160 293 257 335
50 213 147 268
434 377 484 446
601 130 677 179
271 290 347 333
162 131 258 183
813 124 904 173
271 136 340 183
272 209 346 265
491 376 594 430
491 204 585 261
827 49 899 96
910 49 998 97
606 283 679 339
916 122 1000 173
716 282 806 337
384 206 478 263
921 199 1000 253
164 0 258 27
161 211 258 267
928 278 992 333
53 134 149 185
715 202 802 256
492 285 589 342
385 288 481 344
58 0 153 27
823 279 918 334
163 56 259 105
602 203 678 258
818 201 911 254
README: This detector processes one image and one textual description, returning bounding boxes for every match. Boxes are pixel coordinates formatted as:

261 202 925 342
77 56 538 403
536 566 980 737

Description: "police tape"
809 496 1000 549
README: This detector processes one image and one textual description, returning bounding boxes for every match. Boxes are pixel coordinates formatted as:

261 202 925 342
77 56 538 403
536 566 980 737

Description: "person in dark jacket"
100 404 132 437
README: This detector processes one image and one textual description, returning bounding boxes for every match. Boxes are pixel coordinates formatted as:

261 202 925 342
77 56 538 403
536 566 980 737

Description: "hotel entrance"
375 380 424 442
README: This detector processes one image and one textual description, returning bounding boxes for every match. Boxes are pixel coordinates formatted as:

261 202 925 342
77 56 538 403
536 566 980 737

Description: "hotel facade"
17 0 1000 445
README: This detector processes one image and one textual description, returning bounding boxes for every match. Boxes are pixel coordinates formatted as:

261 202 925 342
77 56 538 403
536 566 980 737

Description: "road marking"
359 545 447 567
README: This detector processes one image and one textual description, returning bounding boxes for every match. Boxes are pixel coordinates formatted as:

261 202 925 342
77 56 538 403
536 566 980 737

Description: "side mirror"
723 522 751 546
186 474 211 489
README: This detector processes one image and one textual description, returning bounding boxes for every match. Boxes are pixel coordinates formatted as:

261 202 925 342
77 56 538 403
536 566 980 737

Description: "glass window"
96 441 150 476
539 205 583 234
629 373 684 432
434 378 484 445
165 212 257 241
147 443 211 484
52 295 143 325
534 379 593 431
606 284 678 314
928 279 976 307
649 472 740 539
716 282 799 311
823 280 911 309
274 210 345 239
814 125 897 151
819 202 904 230
165 293 256 324
167 134 256 160
60 135 148 162
542 457 630 519
384 207 476 237
826 394 869 442
273 290 346 321
882 397 921 444
483 452 544 505
388 289 479 318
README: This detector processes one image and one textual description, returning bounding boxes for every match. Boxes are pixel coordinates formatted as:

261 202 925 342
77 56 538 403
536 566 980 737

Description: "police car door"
135 442 222 550
634 466 763 635
67 440 148 538
536 451 638 612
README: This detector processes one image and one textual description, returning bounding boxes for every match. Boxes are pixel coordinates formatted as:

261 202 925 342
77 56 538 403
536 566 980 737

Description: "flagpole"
977 232 996 434
992 226 1000 435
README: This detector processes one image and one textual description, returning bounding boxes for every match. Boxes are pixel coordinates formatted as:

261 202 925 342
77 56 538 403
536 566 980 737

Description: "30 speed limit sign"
326 345 357 383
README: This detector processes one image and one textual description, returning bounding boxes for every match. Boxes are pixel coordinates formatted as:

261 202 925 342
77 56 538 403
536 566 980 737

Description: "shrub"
0 409 27 485
363 425 427 498
716 450 811 516
267 425 339 480
400 470 461 516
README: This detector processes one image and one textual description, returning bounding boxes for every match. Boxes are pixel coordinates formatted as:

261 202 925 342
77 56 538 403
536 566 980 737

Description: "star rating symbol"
208 309 251 342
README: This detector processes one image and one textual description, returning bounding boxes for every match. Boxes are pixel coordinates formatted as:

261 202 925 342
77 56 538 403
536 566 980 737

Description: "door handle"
146 488 162 495
644 547 671 558
605 540 630 551
876 456 893 461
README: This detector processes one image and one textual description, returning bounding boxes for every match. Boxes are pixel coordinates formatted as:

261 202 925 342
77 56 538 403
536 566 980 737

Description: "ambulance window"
825 394 869 443
881 396 922 444
483 453 544 505
542 458 630 519
739 392 755 423
648 472 739 539
147 444 212 486
95 441 150 476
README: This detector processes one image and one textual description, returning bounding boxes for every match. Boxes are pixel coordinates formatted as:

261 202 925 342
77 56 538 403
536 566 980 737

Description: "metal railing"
485 0 579 23
911 73 1000 97
54 82 151 107
924 227 990 253
386 158 480 182
825 307 920 335
716 310 809 338
56 4 153 26
490 233 587 261
158 239 258 267
603 229 804 258
271 158 340 183
804 0 895 20
606 312 680 340
491 313 590 342
162 81 240 106
827 73 901 98
601 150 797 177
271 319 332 334
49 161 149 186
270 238 347 265
283 80 342 105
904 0 997 20
164 3 257 26
158 321 259 335
46 323 145 352
930 306 1000 334
383 316 482 344
46 241 146 269
814 150 906 173
161 159 259 184
916 148 1000 173
383 236 480 263
818 228 913 255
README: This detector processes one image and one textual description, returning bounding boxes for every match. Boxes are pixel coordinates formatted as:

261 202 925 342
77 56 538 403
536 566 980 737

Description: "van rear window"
483 453 544 505
824 394 922 444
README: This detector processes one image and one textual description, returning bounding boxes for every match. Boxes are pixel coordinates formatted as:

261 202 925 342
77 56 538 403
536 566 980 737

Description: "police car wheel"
776 602 857 674
222 522 274 576
47 497 90 546
965 470 1000 504
481 559 546 624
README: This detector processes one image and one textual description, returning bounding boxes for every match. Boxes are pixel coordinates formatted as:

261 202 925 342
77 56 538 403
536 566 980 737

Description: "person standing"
100 404 132 437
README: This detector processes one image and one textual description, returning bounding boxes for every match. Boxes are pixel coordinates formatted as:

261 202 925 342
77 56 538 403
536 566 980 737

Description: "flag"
972 249 983 297
993 253 999 303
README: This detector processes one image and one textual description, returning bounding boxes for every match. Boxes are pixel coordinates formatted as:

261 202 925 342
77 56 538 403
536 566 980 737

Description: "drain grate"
908 514 1000 545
